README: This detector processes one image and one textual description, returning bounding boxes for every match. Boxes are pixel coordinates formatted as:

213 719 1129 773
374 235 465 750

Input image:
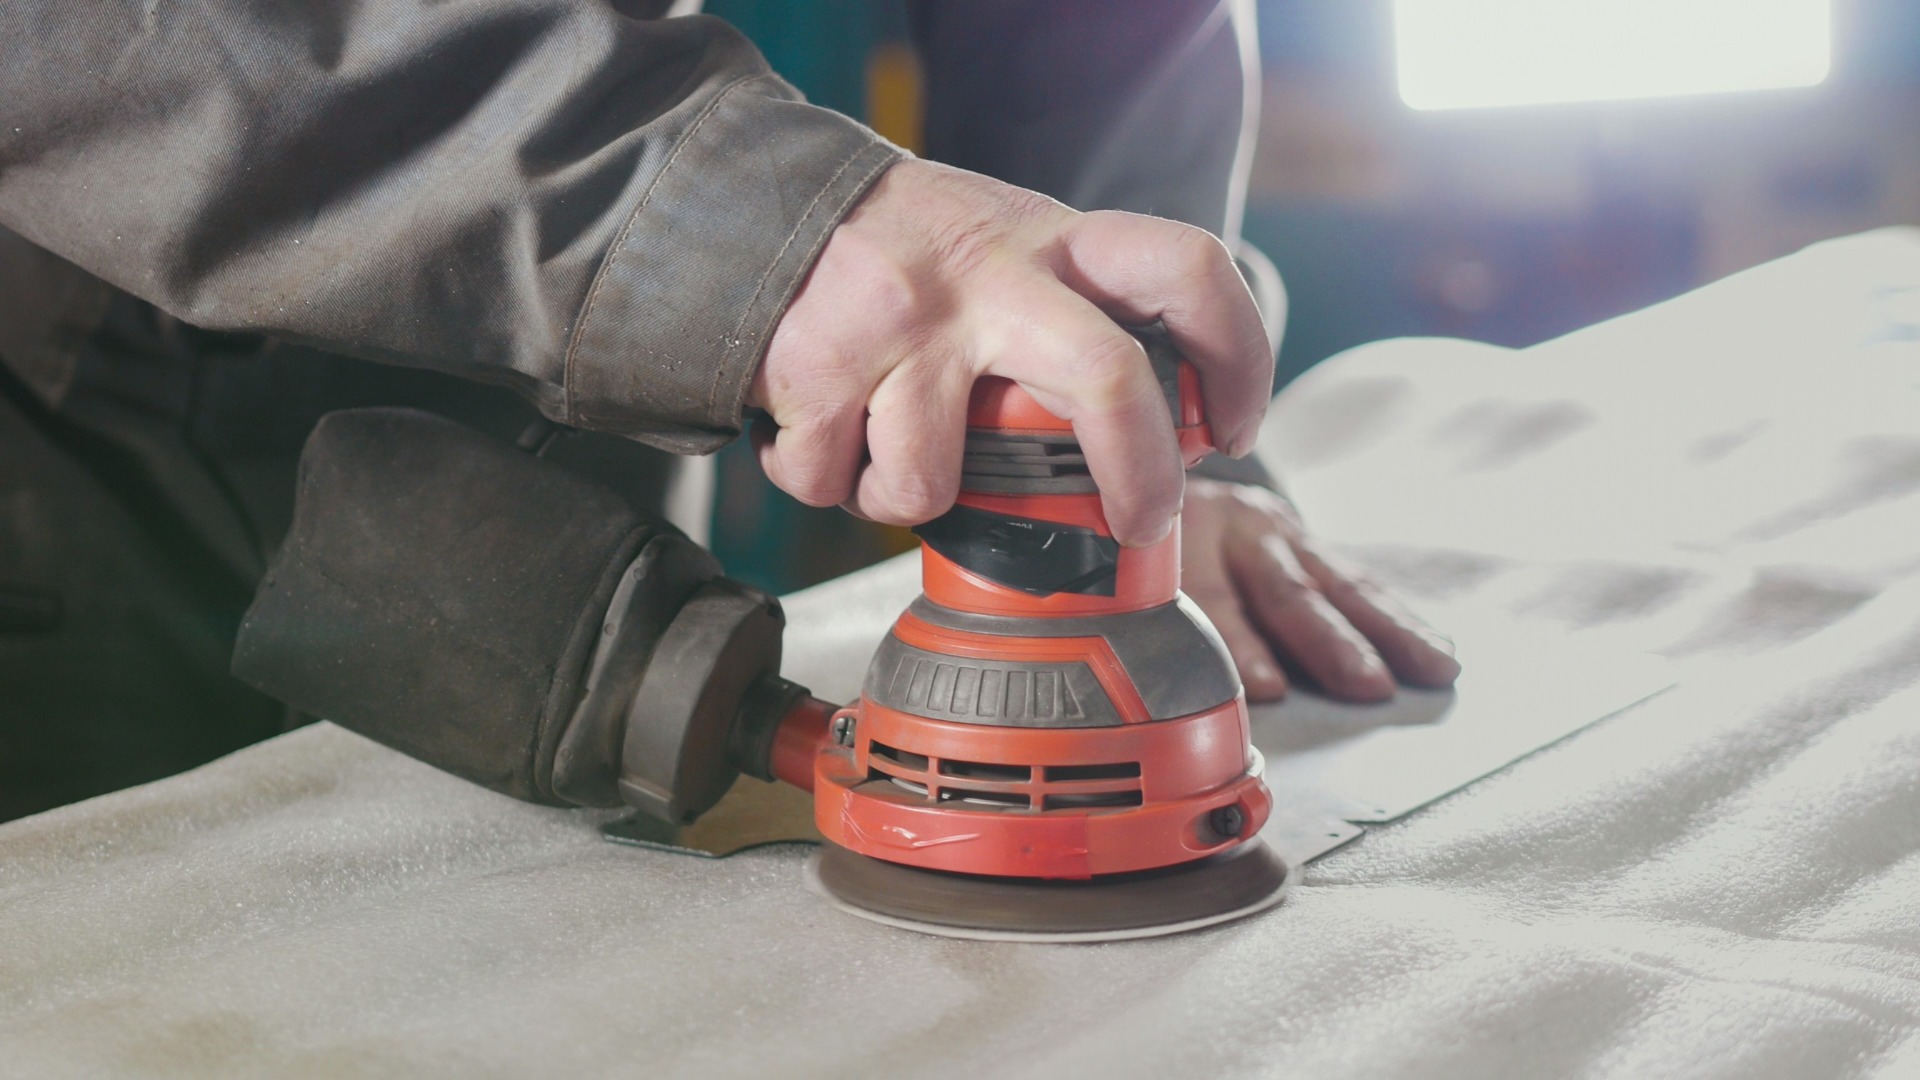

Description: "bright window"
1394 0 1832 111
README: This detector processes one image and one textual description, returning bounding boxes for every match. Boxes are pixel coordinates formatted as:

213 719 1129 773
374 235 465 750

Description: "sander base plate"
806 839 1293 943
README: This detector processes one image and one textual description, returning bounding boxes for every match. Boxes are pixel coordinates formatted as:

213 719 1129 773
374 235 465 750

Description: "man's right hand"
749 159 1274 548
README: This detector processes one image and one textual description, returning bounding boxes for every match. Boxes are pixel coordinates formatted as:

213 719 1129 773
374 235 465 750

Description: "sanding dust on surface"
2 229 1919 1079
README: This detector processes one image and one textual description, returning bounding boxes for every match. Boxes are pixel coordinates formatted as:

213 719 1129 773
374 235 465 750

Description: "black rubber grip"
914 504 1121 597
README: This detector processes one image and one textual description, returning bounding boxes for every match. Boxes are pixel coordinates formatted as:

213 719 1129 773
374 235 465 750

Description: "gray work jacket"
0 0 1255 456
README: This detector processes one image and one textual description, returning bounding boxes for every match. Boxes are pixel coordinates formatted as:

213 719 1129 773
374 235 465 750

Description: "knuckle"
1071 334 1152 410
1106 464 1180 512
1164 223 1234 280
1237 485 1302 530
780 402 857 452
1186 476 1229 501
861 503 913 526
1261 575 1312 605
795 486 847 509
1318 576 1368 606
858 259 933 338
781 473 849 508
1297 536 1368 582
771 412 858 506
1224 483 1271 516
891 347 968 401
882 468 957 523
779 464 852 508
1323 571 1385 609
1253 557 1316 607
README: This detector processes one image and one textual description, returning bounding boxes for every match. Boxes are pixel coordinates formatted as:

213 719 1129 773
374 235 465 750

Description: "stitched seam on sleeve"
704 142 892 417
561 71 774 426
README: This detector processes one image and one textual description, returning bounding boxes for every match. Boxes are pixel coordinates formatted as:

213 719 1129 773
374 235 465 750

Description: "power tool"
234 333 1288 941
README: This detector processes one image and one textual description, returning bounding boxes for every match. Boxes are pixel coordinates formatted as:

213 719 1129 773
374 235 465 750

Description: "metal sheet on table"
1254 624 1675 827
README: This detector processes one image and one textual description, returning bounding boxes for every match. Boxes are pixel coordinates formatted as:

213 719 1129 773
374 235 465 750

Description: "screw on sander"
1209 804 1247 842
830 713 856 747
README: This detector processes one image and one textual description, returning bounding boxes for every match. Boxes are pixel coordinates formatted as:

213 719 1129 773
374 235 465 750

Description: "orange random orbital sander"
796 361 1286 940
232 338 1287 943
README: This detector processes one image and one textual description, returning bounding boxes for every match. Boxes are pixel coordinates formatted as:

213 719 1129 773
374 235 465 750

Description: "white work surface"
5 230 1920 1078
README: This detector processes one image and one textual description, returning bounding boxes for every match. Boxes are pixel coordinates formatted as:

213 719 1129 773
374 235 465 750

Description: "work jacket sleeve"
0 2 901 454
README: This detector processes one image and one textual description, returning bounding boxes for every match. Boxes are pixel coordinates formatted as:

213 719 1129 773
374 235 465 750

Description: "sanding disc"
805 839 1293 943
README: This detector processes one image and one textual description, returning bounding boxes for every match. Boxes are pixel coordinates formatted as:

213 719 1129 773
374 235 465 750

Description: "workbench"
4 230 1918 1079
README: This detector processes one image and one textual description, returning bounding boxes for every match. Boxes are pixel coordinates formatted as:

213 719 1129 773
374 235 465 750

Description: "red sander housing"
787 357 1290 940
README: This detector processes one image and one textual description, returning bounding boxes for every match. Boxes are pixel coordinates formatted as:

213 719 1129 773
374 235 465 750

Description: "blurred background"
702 0 1920 594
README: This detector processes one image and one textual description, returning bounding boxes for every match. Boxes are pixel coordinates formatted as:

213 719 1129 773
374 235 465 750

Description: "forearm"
0 1 900 452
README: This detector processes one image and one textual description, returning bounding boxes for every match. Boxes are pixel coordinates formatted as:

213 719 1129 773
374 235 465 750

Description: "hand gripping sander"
234 344 1288 942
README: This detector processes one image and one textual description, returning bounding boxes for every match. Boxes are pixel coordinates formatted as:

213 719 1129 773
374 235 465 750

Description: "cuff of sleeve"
564 74 904 455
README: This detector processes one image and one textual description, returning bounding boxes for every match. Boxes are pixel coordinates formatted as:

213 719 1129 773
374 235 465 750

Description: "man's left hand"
1181 478 1461 703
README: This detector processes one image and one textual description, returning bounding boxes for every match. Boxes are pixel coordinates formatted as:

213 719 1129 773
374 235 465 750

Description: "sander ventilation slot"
863 739 1144 814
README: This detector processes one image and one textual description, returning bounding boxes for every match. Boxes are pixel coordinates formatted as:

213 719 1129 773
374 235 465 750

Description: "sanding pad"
806 839 1293 943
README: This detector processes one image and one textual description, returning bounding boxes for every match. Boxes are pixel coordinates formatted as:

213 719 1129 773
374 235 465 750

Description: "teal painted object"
703 0 874 116
700 0 886 593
